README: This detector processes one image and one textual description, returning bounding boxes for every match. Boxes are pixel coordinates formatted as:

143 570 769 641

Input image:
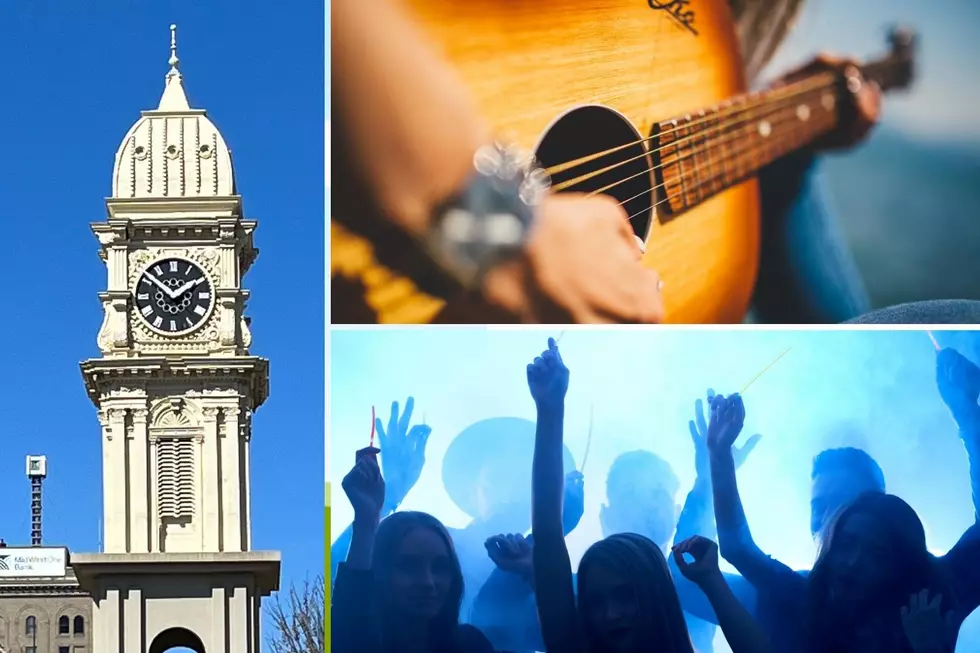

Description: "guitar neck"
652 71 840 217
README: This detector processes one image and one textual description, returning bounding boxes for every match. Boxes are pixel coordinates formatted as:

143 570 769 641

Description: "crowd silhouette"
331 338 980 653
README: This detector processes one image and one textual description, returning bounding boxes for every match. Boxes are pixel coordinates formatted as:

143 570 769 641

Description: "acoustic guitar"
331 0 916 324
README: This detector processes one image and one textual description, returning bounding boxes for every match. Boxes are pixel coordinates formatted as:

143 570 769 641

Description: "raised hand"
690 388 761 476
900 589 956 653
562 471 585 535
526 337 569 411
672 535 722 587
705 394 746 454
342 447 386 522
936 348 980 426
376 397 432 508
485 533 535 580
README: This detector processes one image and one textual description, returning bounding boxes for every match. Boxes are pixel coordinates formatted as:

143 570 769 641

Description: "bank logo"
0 555 9 571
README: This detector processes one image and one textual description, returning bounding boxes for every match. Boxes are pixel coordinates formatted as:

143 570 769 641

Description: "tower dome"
111 25 236 199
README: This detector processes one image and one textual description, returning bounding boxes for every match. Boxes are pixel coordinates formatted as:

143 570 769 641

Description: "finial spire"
158 23 191 111
167 24 180 80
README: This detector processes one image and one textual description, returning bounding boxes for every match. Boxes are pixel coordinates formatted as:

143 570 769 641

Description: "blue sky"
330 327 980 652
0 0 324 632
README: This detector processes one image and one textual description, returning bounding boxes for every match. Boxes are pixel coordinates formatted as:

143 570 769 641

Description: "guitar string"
619 106 836 224
578 84 833 201
555 83 833 196
541 73 836 179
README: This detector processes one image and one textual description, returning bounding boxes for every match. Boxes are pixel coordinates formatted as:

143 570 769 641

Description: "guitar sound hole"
534 105 655 242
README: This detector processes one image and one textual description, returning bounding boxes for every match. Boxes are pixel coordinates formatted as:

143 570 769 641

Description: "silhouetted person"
526 338 772 653
0 539 6 548
706 388 980 653
333 447 494 653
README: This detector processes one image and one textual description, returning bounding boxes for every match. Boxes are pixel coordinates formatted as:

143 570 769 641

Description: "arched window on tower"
157 437 196 521
73 615 85 635
25 615 36 635
59 615 70 634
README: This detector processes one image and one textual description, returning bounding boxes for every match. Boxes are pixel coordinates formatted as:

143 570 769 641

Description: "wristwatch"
422 141 551 291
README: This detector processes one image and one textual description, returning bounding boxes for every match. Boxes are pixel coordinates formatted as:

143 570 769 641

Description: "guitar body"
332 0 760 324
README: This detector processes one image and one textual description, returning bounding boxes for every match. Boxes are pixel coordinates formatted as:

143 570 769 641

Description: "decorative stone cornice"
79 356 270 409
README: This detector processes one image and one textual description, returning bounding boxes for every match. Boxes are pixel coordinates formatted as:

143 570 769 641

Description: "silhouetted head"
372 511 464 638
808 493 953 648
600 451 680 548
810 447 885 536
577 533 695 653
442 417 575 523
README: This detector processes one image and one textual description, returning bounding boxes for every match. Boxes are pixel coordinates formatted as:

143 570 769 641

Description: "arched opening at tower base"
149 626 206 653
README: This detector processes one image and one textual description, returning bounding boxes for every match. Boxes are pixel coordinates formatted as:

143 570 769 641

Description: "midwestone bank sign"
0 547 67 578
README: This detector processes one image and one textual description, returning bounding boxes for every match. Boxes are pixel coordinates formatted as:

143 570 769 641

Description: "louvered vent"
157 438 196 519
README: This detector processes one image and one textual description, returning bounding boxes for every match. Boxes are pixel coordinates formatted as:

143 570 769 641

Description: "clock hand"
146 273 181 299
173 277 205 298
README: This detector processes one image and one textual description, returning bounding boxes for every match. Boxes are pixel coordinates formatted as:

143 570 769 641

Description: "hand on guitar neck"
773 53 883 152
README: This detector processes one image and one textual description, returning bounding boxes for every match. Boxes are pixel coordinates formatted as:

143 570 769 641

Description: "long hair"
577 533 695 653
729 0 808 84
371 511 466 651
806 493 956 653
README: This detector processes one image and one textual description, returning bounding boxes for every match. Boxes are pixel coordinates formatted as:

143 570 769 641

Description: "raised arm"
670 391 763 623
936 348 980 522
705 394 803 599
333 448 387 653
673 536 773 653
528 338 583 653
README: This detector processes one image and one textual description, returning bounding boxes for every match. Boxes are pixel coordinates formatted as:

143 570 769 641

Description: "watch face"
134 258 215 335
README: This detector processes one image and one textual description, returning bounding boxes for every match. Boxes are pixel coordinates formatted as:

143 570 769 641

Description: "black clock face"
134 258 215 335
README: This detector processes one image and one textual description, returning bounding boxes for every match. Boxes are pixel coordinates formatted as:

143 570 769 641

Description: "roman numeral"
186 264 194 275
141 305 153 316
169 261 178 272
141 279 151 286
185 317 194 326
193 305 206 316
137 293 149 300
199 292 210 300
170 320 177 331
152 316 163 328
154 265 163 276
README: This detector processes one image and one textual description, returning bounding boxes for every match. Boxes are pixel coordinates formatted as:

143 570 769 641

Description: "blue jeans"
753 155 980 325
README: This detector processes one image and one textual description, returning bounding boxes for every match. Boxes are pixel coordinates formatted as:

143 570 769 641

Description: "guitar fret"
683 115 701 208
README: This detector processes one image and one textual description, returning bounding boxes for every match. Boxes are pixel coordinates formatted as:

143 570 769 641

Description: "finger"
908 592 919 611
671 548 689 570
900 605 909 620
375 417 389 452
735 434 763 461
928 592 943 611
633 235 647 258
695 398 708 436
706 388 715 401
918 588 929 609
387 401 399 442
398 397 415 437
689 419 700 445
408 424 432 453
527 364 535 385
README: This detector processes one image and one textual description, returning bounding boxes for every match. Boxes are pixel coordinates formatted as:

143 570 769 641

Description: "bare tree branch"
267 576 325 653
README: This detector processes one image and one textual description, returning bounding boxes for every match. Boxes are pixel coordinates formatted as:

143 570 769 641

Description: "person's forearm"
699 575 773 653
961 427 980 522
532 406 566 543
709 449 759 565
346 517 379 570
332 0 491 236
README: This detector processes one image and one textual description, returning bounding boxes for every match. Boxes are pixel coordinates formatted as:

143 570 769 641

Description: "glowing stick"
369 405 376 448
556 330 566 344
581 404 595 473
927 331 940 351
740 348 792 394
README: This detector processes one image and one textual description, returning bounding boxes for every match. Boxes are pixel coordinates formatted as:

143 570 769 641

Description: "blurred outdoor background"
761 0 980 308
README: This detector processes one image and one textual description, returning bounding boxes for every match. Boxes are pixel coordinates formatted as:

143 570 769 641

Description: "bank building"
0 26 280 653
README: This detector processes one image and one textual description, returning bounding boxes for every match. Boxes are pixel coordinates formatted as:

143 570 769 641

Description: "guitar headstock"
862 26 918 93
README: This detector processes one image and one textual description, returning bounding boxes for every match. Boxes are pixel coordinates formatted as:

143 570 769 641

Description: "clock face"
134 258 215 336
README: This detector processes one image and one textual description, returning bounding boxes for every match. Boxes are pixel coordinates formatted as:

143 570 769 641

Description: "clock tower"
72 26 280 653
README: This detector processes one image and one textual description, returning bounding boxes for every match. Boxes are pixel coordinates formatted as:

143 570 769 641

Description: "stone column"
104 407 128 553
201 406 221 551
221 405 243 551
130 408 149 553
